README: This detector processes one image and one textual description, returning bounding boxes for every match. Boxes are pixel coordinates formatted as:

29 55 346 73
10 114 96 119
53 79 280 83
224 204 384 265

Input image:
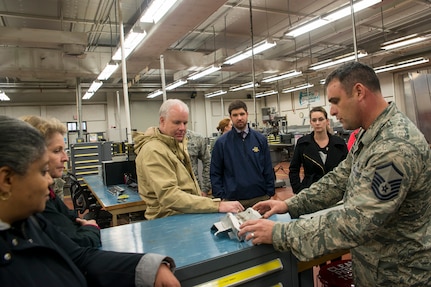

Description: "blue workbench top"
101 212 291 268
83 175 143 209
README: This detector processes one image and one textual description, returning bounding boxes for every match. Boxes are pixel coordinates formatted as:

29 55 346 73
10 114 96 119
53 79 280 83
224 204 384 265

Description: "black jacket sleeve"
42 197 101 247
36 214 143 287
288 140 304 194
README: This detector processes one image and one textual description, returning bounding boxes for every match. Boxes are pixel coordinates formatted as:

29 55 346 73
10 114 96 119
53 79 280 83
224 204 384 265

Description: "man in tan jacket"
133 99 244 220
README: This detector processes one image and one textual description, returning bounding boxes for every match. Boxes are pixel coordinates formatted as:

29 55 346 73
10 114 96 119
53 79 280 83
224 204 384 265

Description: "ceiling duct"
62 44 86 58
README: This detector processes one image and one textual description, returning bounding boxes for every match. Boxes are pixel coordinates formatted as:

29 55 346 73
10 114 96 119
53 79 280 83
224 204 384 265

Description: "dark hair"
0 116 46 175
324 61 381 95
228 100 247 115
309 106 328 119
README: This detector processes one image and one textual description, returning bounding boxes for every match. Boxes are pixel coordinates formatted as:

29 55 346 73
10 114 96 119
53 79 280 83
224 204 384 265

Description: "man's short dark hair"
228 100 248 115
324 61 381 95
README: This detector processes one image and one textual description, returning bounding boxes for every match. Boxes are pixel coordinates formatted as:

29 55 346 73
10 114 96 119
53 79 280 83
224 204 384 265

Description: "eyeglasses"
311 117 326 123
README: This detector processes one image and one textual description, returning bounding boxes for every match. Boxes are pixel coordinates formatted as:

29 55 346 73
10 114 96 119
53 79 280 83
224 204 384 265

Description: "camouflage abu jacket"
273 102 431 286
186 129 211 193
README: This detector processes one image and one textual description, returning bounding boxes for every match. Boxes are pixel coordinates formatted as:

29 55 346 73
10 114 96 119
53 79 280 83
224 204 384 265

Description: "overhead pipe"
117 0 133 143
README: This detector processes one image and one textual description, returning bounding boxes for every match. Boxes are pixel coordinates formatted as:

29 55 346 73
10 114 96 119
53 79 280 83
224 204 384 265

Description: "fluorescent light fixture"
309 51 368 70
97 62 119 80
286 19 328 38
112 28 147 60
147 89 163 98
381 34 430 50
286 0 382 37
229 82 260 92
82 92 94 100
374 57 429 74
0 90 10 101
255 90 278 98
166 79 187 90
223 39 276 65
262 70 302 83
83 81 103 100
282 83 314 93
140 0 177 24
88 81 103 93
187 65 221 80
205 90 227 98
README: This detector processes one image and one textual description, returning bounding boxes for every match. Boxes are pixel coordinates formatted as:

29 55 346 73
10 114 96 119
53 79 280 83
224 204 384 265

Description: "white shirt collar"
0 218 11 230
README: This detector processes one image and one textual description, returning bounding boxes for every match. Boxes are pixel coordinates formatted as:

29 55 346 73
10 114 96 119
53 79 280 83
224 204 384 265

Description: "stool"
318 259 354 287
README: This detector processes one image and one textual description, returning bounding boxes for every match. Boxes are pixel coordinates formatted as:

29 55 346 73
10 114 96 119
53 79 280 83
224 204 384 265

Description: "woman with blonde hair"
21 115 67 199
22 115 101 247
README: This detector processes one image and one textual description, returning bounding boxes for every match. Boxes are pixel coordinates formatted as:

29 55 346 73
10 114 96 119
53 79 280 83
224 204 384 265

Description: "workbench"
100 213 299 286
83 175 146 226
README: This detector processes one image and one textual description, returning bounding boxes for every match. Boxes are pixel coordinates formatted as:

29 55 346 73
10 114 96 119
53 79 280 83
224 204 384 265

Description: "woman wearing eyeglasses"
289 106 348 194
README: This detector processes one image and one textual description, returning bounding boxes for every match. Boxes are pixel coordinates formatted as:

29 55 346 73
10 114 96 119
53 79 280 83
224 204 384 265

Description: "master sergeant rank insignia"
371 162 403 200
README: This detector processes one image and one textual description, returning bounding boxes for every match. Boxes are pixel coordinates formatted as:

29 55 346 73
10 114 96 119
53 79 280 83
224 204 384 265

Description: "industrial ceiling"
0 0 430 103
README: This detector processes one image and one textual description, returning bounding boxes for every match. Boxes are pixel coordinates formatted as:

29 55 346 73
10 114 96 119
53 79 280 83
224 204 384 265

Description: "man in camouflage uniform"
186 129 211 195
238 62 431 286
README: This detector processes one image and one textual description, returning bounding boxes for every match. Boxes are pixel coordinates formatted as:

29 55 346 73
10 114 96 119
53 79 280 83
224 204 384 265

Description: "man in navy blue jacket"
210 100 275 208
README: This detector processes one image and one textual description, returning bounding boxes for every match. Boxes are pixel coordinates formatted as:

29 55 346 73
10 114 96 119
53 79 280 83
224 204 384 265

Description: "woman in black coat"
289 107 348 194
0 116 180 287
22 115 102 247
